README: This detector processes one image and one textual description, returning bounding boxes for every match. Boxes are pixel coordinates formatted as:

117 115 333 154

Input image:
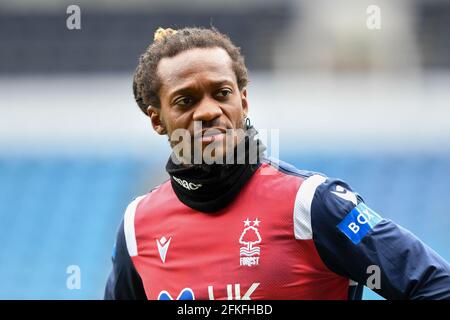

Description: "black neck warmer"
165 125 266 213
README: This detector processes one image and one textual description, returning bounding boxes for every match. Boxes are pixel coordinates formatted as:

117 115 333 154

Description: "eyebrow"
167 78 235 100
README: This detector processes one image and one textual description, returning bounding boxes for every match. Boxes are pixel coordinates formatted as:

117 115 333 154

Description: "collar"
165 126 265 213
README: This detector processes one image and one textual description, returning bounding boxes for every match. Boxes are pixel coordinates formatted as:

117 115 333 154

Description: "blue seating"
0 155 144 299
0 152 449 299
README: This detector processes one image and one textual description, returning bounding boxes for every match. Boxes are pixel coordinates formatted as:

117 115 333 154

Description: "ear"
147 106 167 135
241 88 248 117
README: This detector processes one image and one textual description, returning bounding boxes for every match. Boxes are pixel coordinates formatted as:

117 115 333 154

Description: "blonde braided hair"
153 27 178 42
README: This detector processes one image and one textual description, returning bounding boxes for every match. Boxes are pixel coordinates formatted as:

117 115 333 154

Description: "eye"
216 88 232 98
174 96 193 107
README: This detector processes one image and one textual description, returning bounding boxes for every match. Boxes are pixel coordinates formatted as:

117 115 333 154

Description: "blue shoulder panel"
311 177 450 300
104 219 147 300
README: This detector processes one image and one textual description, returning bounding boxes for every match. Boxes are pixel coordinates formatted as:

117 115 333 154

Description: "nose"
192 96 223 123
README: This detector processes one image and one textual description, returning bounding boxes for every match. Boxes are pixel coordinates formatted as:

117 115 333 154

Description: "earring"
245 117 251 129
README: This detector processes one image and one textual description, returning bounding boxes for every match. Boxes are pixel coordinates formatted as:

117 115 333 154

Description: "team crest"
239 218 261 267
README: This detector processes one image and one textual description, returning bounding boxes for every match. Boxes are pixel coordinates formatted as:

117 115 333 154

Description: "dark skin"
147 47 248 163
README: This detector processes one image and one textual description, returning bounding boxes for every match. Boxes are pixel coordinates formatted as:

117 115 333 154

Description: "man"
104 27 450 300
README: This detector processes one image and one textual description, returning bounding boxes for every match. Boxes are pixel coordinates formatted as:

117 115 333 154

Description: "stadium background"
0 0 449 299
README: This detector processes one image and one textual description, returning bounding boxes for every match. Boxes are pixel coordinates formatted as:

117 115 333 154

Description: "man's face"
148 47 248 164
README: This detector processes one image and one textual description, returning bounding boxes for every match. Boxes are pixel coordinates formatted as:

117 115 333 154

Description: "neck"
165 126 266 213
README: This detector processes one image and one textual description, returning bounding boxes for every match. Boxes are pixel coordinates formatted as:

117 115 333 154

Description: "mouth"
195 127 227 143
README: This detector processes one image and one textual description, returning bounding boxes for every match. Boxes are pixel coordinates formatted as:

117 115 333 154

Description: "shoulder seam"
262 157 321 179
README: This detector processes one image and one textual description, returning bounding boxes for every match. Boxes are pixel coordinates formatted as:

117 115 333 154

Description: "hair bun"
154 27 177 42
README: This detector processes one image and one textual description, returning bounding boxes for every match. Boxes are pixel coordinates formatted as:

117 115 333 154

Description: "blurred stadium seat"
0 152 449 299
0 155 145 299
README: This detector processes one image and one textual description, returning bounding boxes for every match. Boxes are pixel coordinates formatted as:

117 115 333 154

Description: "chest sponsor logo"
158 288 195 300
239 218 262 267
157 283 260 300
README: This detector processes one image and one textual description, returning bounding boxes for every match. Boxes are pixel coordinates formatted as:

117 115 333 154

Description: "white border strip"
123 195 146 257
293 175 327 240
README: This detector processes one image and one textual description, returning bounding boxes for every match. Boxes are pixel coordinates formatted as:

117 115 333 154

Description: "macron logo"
156 236 172 263
331 185 357 205
173 176 202 191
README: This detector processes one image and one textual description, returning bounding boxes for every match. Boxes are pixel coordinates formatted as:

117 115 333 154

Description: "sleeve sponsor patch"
337 202 383 244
